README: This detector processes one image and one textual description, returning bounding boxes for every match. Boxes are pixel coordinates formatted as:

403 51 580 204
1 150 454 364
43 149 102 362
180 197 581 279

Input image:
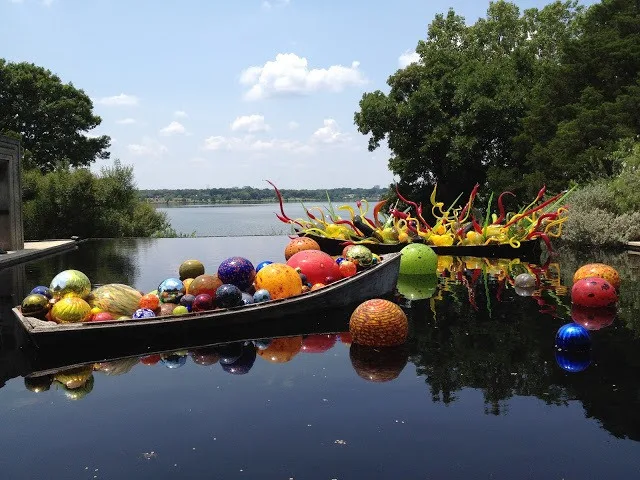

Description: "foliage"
354 1 584 206
563 141 640 246
22 161 173 240
508 0 640 197
139 186 388 204
0 60 110 172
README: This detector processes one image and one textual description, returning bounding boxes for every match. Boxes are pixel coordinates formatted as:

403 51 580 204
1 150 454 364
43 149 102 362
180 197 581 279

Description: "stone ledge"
0 239 80 269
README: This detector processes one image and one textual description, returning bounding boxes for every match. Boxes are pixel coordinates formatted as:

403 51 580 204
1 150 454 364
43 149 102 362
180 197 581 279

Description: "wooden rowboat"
12 252 401 347
300 232 542 260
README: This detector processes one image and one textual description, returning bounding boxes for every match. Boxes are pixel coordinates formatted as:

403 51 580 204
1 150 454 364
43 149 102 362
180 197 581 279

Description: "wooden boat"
300 232 542 259
12 252 401 348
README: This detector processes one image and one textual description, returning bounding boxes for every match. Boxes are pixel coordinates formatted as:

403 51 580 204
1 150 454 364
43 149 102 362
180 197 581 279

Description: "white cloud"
159 121 187 136
230 114 270 133
311 119 347 144
95 93 139 106
174 110 188 118
116 118 136 125
287 121 299 130
203 135 312 154
398 50 421 68
240 53 366 100
127 138 168 157
262 0 290 9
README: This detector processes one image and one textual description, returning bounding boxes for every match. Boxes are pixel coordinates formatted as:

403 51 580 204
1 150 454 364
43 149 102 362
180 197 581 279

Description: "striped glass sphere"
555 323 591 351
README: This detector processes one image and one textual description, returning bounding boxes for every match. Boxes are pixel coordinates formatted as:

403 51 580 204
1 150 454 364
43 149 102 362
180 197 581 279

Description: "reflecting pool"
1 238 639 479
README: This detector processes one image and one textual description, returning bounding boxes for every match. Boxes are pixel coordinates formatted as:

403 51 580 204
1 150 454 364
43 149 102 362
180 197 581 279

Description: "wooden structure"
13 252 401 347
0 136 23 252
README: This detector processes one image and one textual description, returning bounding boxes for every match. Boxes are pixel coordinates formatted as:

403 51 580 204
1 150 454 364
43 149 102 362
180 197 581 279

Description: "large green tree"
354 1 583 206
0 60 110 171
507 0 640 196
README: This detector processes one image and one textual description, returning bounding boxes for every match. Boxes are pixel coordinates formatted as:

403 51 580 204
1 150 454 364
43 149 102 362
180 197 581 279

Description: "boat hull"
13 252 401 348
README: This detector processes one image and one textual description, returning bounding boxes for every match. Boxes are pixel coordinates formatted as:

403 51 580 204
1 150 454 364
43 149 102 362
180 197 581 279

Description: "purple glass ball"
217 257 256 291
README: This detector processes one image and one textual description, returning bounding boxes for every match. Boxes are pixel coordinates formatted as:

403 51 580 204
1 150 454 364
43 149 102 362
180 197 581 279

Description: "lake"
157 203 363 236
1 231 640 478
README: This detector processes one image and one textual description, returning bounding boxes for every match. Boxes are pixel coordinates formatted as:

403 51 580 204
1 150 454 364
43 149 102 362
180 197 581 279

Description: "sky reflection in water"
1 237 640 479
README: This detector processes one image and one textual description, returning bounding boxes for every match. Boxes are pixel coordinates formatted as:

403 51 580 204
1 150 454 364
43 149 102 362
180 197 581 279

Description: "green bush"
563 140 640 246
22 161 176 239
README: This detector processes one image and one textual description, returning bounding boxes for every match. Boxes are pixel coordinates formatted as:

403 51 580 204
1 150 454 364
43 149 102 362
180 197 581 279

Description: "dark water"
1 237 640 479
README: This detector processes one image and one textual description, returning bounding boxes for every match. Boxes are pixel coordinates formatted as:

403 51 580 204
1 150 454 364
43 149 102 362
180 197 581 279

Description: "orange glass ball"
339 260 357 278
573 263 621 290
139 293 160 310
349 299 408 347
257 336 303 363
284 237 321 260
188 274 224 299
254 263 303 299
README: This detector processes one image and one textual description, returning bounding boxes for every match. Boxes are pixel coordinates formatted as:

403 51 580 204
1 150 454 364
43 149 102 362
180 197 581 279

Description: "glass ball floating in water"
399 244 437 275
555 323 591 351
217 257 256 291
157 278 185 304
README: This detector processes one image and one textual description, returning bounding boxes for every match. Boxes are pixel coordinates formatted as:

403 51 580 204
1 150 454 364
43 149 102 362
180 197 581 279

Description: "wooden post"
0 136 24 252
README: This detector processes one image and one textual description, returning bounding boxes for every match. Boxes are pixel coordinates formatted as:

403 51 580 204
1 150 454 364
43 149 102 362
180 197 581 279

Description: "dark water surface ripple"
0 237 639 479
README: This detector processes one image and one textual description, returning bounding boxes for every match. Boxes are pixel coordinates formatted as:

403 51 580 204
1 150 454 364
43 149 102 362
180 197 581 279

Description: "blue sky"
2 0 597 189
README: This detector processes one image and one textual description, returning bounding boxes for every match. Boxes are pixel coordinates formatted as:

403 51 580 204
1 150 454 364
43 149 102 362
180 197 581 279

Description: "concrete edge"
0 239 86 270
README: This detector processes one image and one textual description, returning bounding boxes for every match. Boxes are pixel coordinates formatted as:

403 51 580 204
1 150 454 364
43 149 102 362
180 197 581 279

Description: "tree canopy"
0 60 110 171
354 0 639 204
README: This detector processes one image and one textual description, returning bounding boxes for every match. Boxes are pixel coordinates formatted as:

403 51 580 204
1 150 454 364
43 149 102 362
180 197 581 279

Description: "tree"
354 2 583 207
0 60 110 172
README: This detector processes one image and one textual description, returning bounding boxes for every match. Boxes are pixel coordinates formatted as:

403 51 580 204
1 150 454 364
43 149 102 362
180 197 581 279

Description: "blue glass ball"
241 292 254 305
161 354 187 369
555 350 592 373
335 257 345 265
132 308 156 319
255 261 273 273
31 285 52 299
221 346 257 375
157 277 185 303
555 323 591 351
253 289 271 303
216 284 243 308
179 293 196 312
217 257 256 291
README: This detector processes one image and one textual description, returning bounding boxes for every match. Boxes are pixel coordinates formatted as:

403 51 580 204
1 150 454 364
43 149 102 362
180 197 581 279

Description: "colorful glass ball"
571 277 618 308
255 261 273 273
192 293 214 312
335 257 345 265
349 299 408 347
179 294 196 312
399 244 437 275
555 323 591 351
257 336 303 363
241 292 254 305
216 284 243 308
172 305 189 315
349 343 409 383
139 293 160 310
158 278 185 303
49 269 91 300
30 286 52 299
217 257 256 291
51 296 92 323
573 263 621 290
345 245 374 267
178 259 205 281
21 293 50 318
301 334 337 353
253 289 271 303
571 304 616 331
286 250 342 285
132 308 156 320
221 346 257 375
218 342 244 364
254 263 302 300
339 260 357 278
284 237 321 260
188 274 223 299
